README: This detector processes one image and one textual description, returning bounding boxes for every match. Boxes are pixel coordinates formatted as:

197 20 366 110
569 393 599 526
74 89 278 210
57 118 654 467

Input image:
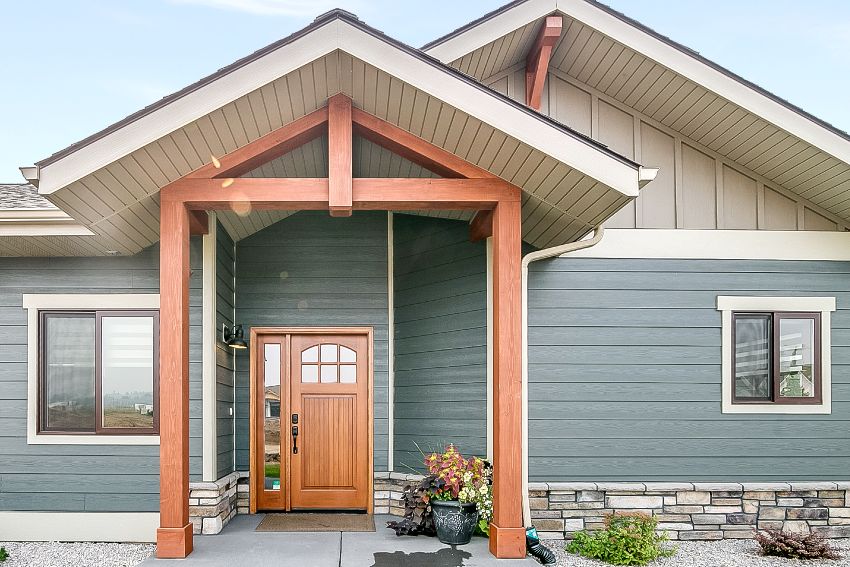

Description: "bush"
566 513 674 566
755 530 839 560
0 546 8 562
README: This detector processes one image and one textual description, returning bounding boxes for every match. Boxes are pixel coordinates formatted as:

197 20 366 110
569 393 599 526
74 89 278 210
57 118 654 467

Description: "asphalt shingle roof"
0 184 56 210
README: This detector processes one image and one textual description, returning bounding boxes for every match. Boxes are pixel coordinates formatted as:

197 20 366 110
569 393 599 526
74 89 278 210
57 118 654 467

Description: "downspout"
520 227 606 526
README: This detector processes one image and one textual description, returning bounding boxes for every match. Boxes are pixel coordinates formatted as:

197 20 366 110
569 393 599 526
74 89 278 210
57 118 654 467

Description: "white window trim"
23 293 161 445
717 296 835 414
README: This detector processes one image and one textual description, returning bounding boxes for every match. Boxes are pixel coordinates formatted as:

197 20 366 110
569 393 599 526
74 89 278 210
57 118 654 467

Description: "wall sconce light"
223 324 248 350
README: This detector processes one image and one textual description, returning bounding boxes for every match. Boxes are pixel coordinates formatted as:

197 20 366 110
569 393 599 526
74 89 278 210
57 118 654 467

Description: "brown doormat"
256 513 375 532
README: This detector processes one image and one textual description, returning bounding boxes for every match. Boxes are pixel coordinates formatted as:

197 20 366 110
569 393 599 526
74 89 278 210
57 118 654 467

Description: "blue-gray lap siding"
527 257 850 481
234 211 390 471
0 240 203 512
392 214 487 472
216 222 236 479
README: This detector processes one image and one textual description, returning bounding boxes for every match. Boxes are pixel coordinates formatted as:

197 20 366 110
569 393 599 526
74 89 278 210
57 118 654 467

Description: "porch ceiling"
424 0 850 225
17 11 644 257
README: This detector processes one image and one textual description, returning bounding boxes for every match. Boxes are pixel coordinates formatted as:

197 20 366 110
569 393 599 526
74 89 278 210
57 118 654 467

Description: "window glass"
101 316 155 429
43 315 96 430
263 343 281 491
779 317 816 398
734 315 771 400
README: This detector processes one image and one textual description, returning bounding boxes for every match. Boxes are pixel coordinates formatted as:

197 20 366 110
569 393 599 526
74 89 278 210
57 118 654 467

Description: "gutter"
520 226 606 526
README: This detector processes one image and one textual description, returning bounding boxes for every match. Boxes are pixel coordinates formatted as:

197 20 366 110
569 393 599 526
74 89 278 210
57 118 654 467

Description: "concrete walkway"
143 515 537 567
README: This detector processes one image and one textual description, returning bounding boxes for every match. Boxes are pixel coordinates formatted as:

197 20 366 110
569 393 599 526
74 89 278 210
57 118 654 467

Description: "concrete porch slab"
143 515 537 566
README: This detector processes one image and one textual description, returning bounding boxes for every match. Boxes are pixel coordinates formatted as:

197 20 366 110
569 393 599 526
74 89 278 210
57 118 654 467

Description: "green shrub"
0 546 8 562
755 530 839 560
566 513 674 566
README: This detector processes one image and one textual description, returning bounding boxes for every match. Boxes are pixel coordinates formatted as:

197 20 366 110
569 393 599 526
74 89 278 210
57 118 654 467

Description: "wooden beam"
187 107 328 179
188 210 209 235
351 108 499 179
525 15 563 110
156 199 192 559
328 94 353 217
163 177 520 211
489 199 525 559
469 209 494 242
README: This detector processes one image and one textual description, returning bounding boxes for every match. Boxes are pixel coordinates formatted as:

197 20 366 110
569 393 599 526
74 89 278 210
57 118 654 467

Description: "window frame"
730 311 822 406
38 308 160 436
717 296 834 415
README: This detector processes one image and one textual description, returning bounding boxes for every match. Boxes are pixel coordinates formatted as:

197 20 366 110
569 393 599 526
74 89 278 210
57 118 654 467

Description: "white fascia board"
427 0 850 166
0 222 94 236
0 512 158 542
562 229 850 261
37 18 639 198
425 0 556 62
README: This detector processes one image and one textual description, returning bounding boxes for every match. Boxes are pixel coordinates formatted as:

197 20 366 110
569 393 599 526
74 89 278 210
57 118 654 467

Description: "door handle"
291 414 299 454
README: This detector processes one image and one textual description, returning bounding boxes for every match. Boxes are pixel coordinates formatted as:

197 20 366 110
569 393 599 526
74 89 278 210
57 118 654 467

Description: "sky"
2 0 849 182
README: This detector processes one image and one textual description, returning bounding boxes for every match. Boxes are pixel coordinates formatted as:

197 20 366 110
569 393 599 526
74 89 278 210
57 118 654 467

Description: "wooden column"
156 198 193 558
489 198 525 558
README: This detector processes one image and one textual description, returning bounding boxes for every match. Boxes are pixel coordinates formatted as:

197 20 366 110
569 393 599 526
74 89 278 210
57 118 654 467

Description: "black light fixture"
223 324 248 350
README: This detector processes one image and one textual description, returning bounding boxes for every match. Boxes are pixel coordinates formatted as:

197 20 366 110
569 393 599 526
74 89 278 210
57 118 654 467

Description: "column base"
156 524 194 558
489 522 526 559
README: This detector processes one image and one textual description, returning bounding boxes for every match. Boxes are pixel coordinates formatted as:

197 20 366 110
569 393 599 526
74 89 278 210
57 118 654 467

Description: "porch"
144 514 536 566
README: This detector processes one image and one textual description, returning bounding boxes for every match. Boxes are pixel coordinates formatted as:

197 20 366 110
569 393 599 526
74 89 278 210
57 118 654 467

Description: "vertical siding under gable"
0 239 203 512
234 211 389 472
392 214 487 472
527 257 850 481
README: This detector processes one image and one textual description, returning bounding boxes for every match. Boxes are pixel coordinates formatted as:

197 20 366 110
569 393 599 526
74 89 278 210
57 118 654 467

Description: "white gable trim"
425 0 850 166
35 17 639 199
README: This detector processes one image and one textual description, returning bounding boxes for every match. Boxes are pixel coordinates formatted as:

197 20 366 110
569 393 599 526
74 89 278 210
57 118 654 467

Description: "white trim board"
202 212 218 481
34 17 639 199
717 296 834 415
561 229 850 261
0 512 158 542
424 0 850 166
386 212 395 471
23 293 161 446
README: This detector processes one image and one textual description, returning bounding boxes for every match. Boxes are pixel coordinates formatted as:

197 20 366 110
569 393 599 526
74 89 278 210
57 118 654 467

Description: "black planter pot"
431 499 478 545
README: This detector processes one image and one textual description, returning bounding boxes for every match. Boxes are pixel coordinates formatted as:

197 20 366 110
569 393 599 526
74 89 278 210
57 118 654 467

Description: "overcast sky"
2 0 848 182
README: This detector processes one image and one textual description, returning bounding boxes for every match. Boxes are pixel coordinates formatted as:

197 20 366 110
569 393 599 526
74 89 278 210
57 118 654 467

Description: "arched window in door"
301 344 357 383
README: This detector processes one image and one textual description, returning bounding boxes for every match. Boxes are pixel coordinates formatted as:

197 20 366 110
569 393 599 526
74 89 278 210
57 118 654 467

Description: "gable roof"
421 0 850 223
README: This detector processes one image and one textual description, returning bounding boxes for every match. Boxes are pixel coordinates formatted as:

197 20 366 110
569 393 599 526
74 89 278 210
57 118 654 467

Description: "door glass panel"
320 365 338 383
320 344 338 363
302 345 319 363
101 316 155 429
340 346 356 363
263 343 281 491
339 364 356 383
301 364 318 383
734 315 771 399
779 317 816 398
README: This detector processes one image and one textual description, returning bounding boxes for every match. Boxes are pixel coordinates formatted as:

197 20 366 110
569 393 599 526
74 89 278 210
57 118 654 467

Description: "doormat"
256 513 375 532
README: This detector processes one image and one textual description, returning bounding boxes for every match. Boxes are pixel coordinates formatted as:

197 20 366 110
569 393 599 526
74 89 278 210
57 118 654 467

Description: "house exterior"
2 0 850 559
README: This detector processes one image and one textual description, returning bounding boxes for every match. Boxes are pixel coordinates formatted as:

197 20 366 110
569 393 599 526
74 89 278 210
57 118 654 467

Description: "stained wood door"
289 333 370 510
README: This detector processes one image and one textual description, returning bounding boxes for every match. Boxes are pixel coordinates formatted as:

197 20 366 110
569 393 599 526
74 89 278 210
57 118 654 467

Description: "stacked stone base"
374 472 418 516
188 471 249 535
530 482 850 541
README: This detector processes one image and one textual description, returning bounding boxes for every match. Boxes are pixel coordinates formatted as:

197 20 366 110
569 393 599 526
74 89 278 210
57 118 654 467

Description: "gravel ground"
0 542 154 567
550 539 850 566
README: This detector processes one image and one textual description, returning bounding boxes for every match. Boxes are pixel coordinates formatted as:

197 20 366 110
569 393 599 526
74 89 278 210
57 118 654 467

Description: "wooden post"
328 94 353 217
489 199 525 558
156 198 193 558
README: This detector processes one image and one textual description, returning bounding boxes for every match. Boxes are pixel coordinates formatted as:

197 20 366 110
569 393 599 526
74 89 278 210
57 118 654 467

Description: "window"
718 296 834 414
301 343 357 383
732 312 820 404
39 310 159 435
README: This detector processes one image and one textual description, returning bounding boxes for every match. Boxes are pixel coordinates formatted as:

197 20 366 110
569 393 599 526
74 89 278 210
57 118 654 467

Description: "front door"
253 329 371 512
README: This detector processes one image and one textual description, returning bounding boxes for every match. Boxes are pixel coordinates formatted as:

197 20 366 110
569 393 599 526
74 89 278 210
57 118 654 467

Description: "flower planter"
431 499 478 545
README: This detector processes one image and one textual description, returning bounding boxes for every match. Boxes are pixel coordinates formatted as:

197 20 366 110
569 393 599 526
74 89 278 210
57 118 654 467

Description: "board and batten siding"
234 211 389 471
526 257 850 481
0 240 203 512
485 68 847 232
215 222 236 479
392 214 487 472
